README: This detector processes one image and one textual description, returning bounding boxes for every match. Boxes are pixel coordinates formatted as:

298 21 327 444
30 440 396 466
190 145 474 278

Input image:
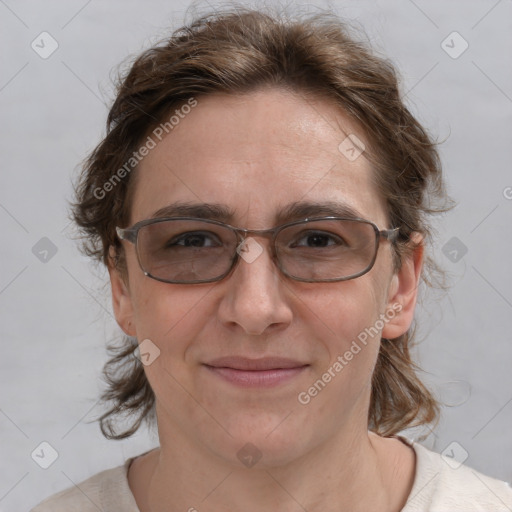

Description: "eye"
291 230 346 248
168 231 222 248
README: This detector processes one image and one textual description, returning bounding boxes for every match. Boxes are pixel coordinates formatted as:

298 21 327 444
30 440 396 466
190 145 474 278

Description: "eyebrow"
149 200 364 225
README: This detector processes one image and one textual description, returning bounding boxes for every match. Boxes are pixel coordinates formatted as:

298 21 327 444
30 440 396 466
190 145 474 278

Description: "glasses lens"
276 219 378 281
137 219 237 282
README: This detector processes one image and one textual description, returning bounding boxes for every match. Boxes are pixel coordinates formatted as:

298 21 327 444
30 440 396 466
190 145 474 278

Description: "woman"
31 7 512 511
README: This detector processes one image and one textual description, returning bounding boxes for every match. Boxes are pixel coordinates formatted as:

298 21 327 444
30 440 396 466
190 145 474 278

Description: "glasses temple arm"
380 227 400 243
116 226 137 244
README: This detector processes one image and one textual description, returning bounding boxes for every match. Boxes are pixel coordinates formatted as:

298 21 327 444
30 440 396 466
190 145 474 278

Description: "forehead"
129 88 387 228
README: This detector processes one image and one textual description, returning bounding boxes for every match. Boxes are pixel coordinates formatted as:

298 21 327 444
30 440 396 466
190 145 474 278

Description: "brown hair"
73 6 449 439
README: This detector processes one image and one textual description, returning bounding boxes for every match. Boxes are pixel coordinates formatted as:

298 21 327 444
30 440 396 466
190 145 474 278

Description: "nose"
216 236 293 335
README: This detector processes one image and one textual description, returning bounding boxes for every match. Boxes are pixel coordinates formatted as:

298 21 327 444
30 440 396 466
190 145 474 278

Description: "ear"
381 233 423 339
108 246 137 337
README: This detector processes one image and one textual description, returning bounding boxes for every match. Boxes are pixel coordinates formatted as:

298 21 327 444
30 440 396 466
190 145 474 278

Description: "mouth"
203 356 310 388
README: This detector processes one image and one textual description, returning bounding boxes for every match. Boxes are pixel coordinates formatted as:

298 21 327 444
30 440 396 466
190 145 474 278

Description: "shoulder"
30 457 140 512
399 436 512 512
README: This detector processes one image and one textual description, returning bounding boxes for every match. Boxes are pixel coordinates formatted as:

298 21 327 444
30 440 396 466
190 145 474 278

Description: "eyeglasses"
116 216 399 284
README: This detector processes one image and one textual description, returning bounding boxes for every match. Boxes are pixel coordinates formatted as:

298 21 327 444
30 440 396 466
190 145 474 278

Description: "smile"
203 357 309 387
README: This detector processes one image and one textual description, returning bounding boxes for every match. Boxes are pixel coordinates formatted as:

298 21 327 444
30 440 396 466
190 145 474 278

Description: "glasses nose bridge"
232 226 280 266
233 225 279 243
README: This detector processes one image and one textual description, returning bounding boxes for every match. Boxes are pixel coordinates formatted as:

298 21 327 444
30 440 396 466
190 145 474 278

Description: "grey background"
1 0 511 510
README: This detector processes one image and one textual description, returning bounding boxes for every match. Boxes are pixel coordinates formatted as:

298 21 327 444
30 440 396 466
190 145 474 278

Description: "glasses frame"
116 216 399 284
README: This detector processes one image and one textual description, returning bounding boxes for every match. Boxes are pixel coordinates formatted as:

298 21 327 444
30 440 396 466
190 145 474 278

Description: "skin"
109 88 422 512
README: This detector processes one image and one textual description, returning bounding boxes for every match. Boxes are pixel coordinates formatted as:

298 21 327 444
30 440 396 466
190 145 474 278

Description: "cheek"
129 283 219 414
302 278 389 398
129 278 216 357
309 277 387 348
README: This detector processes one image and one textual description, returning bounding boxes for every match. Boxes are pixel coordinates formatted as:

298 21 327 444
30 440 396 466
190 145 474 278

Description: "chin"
206 414 314 469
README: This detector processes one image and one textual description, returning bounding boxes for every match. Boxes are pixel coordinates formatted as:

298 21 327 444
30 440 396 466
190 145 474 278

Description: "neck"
141 420 409 512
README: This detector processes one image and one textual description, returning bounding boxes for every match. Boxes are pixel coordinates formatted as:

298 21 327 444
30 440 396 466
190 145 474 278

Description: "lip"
203 357 309 388
205 356 308 370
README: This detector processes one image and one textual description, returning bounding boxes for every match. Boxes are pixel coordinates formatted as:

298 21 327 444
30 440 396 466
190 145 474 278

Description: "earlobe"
381 233 424 340
108 246 137 337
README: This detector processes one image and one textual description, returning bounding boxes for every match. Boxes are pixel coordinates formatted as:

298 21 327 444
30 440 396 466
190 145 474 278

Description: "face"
110 88 422 467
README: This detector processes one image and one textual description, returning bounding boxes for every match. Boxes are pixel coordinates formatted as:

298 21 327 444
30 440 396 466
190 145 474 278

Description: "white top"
31 436 512 511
